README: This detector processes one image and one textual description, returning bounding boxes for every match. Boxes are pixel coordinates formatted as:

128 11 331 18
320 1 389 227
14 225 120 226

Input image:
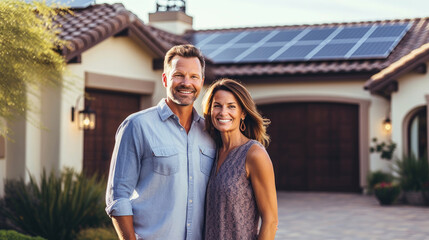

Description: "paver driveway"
275 192 429 240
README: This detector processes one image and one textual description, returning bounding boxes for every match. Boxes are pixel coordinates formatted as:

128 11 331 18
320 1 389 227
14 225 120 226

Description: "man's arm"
106 119 142 239
112 215 137 240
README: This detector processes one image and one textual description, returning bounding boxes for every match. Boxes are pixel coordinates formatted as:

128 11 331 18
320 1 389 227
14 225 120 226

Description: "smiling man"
105 45 216 240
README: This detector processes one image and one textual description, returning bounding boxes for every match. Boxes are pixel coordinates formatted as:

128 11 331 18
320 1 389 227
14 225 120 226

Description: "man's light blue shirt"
106 99 215 240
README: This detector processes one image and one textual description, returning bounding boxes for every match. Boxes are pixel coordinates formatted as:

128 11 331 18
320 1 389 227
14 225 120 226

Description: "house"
0 2 428 195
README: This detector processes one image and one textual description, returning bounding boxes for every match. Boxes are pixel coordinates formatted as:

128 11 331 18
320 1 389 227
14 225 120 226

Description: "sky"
95 0 429 30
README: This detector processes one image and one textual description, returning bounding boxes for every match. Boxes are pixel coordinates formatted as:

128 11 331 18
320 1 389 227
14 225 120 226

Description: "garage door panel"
260 101 360 192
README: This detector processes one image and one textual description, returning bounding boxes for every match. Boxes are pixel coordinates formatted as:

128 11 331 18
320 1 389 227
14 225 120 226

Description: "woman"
203 78 278 240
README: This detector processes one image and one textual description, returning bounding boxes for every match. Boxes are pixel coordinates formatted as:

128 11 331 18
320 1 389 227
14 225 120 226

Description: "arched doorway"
407 107 427 158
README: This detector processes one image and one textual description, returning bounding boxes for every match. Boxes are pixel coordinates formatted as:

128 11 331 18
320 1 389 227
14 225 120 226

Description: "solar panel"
369 25 410 38
300 28 336 41
235 31 271 44
28 0 95 8
209 47 248 63
333 27 371 40
191 22 411 63
312 43 355 59
350 41 396 58
275 45 318 61
205 32 242 45
239 46 283 62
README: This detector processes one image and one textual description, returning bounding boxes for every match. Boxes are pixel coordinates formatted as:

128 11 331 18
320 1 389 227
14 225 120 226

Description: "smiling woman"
202 79 277 240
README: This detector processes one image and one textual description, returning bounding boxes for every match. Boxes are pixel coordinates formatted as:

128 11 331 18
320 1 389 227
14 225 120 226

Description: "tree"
0 0 68 137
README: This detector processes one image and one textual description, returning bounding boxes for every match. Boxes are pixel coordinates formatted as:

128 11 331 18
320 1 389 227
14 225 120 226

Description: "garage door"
83 89 141 177
259 102 360 192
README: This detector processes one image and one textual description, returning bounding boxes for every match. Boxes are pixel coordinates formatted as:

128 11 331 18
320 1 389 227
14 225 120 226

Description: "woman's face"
211 90 245 134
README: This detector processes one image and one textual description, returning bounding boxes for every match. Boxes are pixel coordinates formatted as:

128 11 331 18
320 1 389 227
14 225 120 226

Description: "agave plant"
393 154 429 191
0 168 109 240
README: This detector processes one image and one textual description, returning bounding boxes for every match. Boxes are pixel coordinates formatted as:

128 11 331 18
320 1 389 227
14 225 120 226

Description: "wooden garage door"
83 89 141 177
259 102 360 192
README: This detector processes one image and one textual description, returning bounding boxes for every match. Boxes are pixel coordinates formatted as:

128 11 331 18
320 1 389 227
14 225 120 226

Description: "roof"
55 3 168 62
181 18 429 80
364 42 429 93
57 3 429 92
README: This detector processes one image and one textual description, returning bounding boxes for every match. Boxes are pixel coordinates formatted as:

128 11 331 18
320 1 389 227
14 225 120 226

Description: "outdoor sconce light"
71 94 96 130
383 117 391 133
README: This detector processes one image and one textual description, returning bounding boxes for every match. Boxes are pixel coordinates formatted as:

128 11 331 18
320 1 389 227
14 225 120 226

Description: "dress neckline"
214 140 252 176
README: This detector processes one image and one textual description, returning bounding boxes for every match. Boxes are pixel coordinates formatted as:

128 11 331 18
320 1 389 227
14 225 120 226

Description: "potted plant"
366 170 394 194
393 154 429 206
373 182 401 205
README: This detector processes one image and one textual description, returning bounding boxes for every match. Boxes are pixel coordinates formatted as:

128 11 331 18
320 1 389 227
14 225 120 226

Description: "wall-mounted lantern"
71 94 96 130
383 117 391 133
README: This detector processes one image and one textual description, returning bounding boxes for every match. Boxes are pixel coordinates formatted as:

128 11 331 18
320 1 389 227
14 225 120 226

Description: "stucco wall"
391 71 429 158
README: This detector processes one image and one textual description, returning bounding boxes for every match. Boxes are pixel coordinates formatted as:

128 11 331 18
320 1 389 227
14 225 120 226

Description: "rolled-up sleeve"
105 118 143 217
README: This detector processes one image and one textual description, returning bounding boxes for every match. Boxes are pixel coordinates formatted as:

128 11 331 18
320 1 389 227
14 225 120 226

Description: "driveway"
276 192 429 240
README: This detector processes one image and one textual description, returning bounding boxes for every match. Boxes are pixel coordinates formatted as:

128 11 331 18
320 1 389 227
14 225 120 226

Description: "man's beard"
169 86 197 106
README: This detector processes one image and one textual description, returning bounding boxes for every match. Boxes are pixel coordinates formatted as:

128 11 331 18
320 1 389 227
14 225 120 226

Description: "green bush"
0 230 45 240
76 227 117 240
0 169 110 240
394 154 429 191
366 170 394 194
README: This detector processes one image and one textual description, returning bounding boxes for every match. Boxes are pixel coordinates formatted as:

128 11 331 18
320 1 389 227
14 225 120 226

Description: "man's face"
163 56 204 106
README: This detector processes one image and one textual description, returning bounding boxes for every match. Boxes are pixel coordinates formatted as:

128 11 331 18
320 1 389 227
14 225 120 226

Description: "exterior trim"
85 72 155 95
401 105 426 156
427 95 429 159
255 95 371 190
0 136 4 159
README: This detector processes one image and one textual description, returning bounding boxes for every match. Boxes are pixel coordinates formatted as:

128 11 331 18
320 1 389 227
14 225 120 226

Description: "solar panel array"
189 23 411 64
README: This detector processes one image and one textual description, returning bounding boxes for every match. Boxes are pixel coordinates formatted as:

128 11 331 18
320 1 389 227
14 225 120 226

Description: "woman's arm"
246 144 278 240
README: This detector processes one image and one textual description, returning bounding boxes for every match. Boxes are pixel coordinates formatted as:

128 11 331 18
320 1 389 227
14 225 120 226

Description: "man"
105 45 215 240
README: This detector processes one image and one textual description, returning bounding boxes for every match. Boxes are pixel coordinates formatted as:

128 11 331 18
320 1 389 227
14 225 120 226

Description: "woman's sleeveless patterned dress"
205 140 261 240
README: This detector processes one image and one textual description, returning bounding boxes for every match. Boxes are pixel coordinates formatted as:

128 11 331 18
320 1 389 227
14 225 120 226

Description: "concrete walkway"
275 192 429 240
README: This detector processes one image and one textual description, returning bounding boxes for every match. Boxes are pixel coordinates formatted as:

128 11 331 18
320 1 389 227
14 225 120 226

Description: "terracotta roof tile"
56 3 168 62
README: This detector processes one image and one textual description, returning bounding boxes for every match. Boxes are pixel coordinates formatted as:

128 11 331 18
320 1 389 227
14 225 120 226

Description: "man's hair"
164 44 205 77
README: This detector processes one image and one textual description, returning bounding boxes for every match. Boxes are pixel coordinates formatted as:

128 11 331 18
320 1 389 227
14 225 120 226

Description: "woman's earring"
240 118 246 131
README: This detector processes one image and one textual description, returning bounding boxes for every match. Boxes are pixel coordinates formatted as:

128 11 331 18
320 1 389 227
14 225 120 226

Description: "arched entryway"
404 106 427 158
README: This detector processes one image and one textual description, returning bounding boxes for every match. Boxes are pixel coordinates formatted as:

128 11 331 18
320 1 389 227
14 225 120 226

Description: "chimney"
148 0 193 35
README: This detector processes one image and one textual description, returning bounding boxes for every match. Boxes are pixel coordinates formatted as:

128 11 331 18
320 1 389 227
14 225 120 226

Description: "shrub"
0 169 110 240
0 230 45 240
369 138 396 160
366 170 394 194
76 227 117 240
374 182 401 205
393 154 429 191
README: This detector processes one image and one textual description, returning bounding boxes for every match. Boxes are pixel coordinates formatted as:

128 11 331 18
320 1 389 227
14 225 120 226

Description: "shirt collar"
157 99 202 123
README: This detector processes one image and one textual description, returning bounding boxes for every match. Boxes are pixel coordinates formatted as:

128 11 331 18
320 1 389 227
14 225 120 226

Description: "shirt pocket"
152 146 179 176
199 146 216 176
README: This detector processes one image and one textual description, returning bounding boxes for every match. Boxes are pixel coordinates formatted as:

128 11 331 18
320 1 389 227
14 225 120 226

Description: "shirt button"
189 199 193 203
180 128 184 131
187 223 190 227
189 176 193 180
